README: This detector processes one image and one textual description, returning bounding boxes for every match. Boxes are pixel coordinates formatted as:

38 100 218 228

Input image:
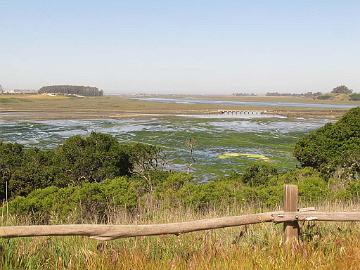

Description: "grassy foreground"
1 203 360 270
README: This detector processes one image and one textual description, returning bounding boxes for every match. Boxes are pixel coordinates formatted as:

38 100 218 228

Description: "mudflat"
0 94 358 120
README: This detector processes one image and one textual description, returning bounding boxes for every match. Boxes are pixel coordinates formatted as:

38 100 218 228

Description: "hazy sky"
1 0 359 94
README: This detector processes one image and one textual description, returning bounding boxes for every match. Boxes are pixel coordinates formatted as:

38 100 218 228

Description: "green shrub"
346 181 360 199
53 132 132 185
242 162 278 186
255 185 284 207
8 177 138 222
294 107 360 179
0 132 164 200
298 176 329 202
277 167 321 183
155 172 193 205
7 163 360 220
174 179 237 210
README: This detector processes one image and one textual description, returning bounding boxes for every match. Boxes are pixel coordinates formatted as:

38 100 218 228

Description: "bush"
155 172 193 204
53 132 132 185
345 181 360 199
277 167 321 183
0 132 164 200
7 162 360 221
8 176 138 222
242 162 278 186
294 107 360 179
298 176 329 202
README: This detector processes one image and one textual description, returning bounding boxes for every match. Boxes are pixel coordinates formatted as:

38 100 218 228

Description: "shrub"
298 176 329 202
346 181 360 199
53 132 132 186
155 172 193 205
242 162 278 187
0 132 164 200
294 107 360 179
277 167 321 183
8 177 138 222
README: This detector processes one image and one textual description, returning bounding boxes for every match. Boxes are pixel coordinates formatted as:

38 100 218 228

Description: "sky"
1 0 360 95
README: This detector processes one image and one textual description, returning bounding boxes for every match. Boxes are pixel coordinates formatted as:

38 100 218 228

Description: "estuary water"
0 116 329 180
134 97 356 109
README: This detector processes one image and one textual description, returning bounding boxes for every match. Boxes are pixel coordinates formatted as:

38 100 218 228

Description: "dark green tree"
53 132 132 186
294 107 360 179
0 133 133 200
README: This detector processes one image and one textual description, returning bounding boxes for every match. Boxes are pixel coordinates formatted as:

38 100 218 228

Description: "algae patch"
218 153 270 161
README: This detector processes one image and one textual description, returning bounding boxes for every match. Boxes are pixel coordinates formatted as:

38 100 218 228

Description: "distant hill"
38 85 103 96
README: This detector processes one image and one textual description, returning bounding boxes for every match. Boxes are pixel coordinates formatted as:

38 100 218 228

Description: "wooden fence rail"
0 185 359 243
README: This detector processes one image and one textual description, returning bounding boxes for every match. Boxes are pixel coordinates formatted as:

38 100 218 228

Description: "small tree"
331 85 352 94
129 143 165 191
185 136 197 174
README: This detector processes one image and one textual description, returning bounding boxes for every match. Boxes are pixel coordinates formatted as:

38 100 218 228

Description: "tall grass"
1 201 360 269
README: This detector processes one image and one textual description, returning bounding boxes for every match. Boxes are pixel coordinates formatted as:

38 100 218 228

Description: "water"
0 116 329 180
134 97 356 109
176 113 287 119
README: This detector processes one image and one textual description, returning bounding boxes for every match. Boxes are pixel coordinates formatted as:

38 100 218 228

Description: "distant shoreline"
0 94 358 121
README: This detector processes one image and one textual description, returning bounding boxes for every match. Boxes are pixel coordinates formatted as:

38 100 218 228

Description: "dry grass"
1 202 360 269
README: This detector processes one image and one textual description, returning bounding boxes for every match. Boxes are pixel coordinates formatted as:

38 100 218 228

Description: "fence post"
283 184 299 244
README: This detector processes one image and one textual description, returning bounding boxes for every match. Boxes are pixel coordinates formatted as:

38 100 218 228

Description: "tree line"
38 85 103 96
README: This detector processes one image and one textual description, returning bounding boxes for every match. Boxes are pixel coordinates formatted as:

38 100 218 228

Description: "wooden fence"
0 185 359 243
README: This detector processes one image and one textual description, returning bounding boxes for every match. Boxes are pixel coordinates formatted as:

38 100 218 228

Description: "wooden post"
283 184 299 244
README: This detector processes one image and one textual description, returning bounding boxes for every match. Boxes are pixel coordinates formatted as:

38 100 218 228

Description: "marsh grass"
1 201 360 269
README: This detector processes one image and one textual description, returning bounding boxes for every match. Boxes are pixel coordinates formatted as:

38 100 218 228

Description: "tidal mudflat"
1 95 357 120
0 115 329 181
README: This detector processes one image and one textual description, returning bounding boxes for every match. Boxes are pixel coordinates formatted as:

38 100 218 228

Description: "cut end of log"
305 217 318 221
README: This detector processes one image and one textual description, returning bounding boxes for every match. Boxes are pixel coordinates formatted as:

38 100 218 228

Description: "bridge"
215 109 265 115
